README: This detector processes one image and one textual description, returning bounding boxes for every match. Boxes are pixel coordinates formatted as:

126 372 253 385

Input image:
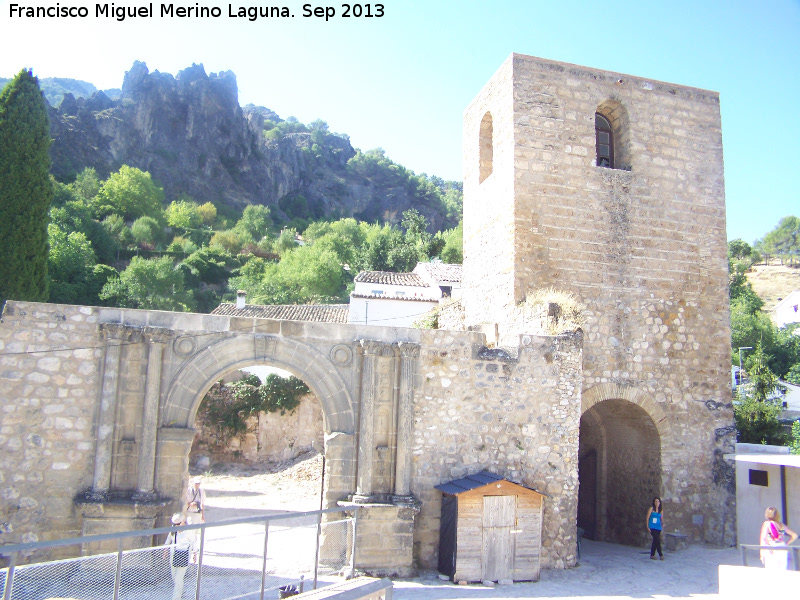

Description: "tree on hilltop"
0 69 53 305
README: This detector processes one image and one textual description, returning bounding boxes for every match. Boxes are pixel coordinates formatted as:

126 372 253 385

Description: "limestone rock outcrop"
46 62 447 228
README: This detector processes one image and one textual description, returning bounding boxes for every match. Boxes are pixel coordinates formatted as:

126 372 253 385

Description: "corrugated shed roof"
415 262 463 283
211 303 349 323
434 470 549 497
354 271 429 287
435 471 504 495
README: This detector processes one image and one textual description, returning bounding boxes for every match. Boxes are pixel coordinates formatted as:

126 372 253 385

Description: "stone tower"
461 54 734 545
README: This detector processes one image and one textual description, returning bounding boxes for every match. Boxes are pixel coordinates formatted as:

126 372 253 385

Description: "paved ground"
392 540 742 599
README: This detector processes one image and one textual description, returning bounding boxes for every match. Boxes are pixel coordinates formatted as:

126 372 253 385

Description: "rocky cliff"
47 62 451 229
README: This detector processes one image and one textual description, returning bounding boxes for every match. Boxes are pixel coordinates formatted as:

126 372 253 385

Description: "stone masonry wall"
411 329 584 570
0 302 102 550
460 54 735 544
1 300 585 573
192 393 324 464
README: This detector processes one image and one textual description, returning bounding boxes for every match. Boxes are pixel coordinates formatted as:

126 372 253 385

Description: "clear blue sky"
1 0 797 243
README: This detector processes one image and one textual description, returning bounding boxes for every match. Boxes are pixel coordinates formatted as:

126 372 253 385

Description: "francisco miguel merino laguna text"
8 3 384 21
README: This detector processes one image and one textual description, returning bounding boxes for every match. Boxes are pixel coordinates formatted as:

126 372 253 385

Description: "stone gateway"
0 55 734 575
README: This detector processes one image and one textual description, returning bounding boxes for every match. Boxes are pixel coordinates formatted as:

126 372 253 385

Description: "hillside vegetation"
746 263 800 312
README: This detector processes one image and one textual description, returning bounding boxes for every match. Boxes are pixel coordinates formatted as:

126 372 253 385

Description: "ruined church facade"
458 54 734 545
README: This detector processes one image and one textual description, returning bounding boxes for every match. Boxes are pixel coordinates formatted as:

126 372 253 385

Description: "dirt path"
196 451 325 520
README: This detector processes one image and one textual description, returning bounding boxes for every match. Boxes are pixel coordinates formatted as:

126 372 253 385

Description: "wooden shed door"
481 495 516 581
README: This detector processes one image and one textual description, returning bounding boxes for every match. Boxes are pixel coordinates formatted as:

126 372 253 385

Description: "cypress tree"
0 69 53 305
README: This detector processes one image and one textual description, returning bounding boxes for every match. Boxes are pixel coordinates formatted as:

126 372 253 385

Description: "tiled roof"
354 271 429 287
350 293 438 303
211 303 349 323
414 262 462 283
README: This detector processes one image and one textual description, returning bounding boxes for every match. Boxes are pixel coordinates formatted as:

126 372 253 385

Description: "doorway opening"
578 398 662 546
190 365 326 521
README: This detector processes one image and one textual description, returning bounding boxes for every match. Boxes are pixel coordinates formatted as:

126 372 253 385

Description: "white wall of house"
352 280 441 300
727 444 800 546
773 291 800 328
348 296 438 327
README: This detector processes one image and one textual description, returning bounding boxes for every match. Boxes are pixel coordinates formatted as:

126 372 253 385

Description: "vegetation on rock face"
729 238 800 383
755 216 800 266
199 373 310 443
0 70 53 305
728 233 800 448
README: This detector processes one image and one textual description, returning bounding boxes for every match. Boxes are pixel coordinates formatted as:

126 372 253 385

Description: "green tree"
761 216 800 266
790 421 800 455
95 165 165 221
100 255 195 311
180 247 235 286
439 221 463 264
197 202 217 226
274 228 298 255
50 199 118 264
165 198 202 231
235 204 272 242
272 244 345 302
786 364 800 386
71 167 101 203
102 214 133 249
733 393 787 445
47 224 98 305
210 229 246 254
130 215 164 247
0 69 53 304
745 344 779 401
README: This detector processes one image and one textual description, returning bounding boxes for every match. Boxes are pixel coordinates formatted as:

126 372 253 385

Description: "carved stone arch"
581 382 670 442
162 334 356 434
595 99 631 171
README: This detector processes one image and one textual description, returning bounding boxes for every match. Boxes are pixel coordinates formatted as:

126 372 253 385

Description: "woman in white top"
163 513 198 600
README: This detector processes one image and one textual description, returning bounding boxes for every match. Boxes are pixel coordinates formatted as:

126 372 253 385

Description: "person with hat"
163 513 197 600
184 476 207 522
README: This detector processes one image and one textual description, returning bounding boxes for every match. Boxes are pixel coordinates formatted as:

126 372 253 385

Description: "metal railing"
740 544 800 570
1 507 359 600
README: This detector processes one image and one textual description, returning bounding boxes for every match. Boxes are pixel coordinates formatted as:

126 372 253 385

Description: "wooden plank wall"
514 493 543 581
451 490 543 583
454 494 483 582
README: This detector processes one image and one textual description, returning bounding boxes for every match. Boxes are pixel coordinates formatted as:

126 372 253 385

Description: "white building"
348 263 462 327
772 290 800 328
725 444 800 547
412 262 463 299
348 271 439 327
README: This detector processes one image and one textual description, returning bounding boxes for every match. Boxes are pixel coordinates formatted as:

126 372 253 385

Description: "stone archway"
578 384 668 546
156 334 358 511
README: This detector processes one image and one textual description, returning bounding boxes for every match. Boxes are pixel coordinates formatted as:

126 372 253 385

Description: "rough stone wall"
461 54 735 544
0 302 102 549
192 393 324 464
411 329 584 570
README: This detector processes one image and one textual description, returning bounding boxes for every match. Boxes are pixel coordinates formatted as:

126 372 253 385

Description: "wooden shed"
435 471 547 583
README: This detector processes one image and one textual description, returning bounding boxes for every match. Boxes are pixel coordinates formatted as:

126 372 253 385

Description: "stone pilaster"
393 342 419 502
90 324 125 498
134 328 170 500
354 340 383 501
